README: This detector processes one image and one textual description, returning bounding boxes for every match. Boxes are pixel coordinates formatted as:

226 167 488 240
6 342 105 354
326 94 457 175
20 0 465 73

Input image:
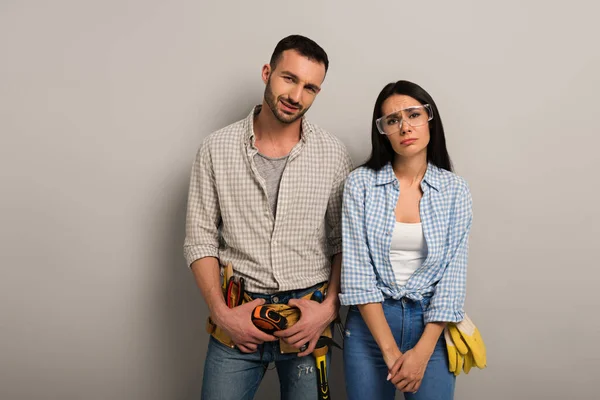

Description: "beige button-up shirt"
184 106 353 293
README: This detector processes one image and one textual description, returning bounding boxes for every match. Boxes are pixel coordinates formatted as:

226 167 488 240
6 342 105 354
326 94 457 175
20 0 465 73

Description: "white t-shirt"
389 222 428 287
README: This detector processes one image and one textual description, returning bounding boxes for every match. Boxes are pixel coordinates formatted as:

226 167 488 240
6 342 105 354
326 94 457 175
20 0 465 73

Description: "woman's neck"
392 154 428 186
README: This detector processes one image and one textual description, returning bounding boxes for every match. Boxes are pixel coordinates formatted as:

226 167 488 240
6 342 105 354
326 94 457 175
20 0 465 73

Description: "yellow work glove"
444 327 464 376
463 351 474 374
449 313 487 369
448 324 468 355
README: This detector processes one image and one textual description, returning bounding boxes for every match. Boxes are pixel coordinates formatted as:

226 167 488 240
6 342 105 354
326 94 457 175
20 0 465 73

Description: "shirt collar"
375 162 442 192
244 105 313 147
375 163 396 186
422 164 442 192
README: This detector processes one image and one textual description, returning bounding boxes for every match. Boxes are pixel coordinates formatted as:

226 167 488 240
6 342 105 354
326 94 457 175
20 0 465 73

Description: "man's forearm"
191 257 228 319
324 253 342 306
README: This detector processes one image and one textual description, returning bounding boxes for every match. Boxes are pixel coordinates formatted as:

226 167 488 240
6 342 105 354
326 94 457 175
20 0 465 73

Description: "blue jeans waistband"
246 281 326 304
381 294 433 312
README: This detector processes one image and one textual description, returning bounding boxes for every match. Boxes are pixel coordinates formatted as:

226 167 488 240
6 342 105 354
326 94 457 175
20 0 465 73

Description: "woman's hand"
387 347 431 393
383 347 402 370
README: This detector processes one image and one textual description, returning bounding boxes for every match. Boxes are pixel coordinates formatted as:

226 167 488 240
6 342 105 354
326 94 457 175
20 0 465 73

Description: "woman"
339 80 472 400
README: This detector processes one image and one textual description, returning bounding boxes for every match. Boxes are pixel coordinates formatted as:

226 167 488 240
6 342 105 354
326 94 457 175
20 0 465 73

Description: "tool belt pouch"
205 263 238 348
205 316 235 348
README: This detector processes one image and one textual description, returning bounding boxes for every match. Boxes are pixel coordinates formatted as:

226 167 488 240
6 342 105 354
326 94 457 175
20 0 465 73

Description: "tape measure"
251 304 301 334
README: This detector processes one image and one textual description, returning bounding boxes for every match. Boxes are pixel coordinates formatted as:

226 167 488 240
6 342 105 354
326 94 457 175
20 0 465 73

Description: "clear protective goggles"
376 104 433 135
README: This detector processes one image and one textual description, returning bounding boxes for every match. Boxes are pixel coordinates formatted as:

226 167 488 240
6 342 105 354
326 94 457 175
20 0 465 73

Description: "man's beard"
264 78 309 124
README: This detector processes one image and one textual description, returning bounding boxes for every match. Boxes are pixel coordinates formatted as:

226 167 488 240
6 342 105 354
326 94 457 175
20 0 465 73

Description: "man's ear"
261 64 271 84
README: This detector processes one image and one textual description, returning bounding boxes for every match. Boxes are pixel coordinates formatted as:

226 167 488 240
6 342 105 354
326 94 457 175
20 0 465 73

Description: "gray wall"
1 1 598 399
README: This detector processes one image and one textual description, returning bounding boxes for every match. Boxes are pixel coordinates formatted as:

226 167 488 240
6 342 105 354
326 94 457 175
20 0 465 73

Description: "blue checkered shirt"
339 162 472 323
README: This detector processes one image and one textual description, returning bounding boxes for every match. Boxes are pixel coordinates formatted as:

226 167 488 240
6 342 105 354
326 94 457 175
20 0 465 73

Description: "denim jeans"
343 297 455 400
201 282 330 400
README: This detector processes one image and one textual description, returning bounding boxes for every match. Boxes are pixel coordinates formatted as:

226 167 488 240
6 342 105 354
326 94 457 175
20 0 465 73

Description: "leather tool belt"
205 263 332 353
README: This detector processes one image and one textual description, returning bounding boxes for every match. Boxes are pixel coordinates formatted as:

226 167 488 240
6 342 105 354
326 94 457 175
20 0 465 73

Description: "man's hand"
274 298 338 357
387 348 431 393
214 298 276 353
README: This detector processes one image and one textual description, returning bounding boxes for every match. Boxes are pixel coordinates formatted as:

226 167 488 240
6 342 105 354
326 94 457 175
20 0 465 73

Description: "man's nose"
288 85 303 104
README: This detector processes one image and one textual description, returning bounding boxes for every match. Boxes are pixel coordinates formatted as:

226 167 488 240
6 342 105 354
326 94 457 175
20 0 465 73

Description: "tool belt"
205 263 332 353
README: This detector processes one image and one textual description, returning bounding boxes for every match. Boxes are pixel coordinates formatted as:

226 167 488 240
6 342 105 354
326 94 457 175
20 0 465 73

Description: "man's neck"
253 101 302 157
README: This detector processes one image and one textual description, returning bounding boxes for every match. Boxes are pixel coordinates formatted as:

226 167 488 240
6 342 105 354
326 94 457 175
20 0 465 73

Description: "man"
184 35 352 399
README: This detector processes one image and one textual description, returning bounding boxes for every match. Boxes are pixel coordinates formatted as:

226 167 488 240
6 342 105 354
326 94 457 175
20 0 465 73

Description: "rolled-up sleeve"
183 142 221 267
326 150 353 256
424 181 472 323
339 173 384 305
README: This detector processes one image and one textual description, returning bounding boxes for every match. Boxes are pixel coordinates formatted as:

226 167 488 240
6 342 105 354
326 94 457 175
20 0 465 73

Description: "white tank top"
389 222 428 286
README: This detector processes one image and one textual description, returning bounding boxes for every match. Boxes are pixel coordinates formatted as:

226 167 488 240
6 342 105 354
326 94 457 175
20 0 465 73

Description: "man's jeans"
201 283 330 400
343 297 455 400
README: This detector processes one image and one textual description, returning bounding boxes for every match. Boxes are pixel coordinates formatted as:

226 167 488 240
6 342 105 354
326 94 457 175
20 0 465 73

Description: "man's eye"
306 87 316 94
283 76 293 82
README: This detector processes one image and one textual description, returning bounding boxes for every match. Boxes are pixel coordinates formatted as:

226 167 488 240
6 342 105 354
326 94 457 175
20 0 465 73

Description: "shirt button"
272 296 280 303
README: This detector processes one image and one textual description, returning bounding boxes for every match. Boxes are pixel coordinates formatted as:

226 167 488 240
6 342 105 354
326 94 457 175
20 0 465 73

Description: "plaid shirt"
339 163 472 323
184 106 353 293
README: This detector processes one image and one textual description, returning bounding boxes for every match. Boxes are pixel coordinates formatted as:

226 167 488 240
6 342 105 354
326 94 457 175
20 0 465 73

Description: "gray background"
1 0 598 399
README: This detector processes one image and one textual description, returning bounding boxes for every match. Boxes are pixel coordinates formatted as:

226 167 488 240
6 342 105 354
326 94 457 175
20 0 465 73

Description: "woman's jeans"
343 297 455 400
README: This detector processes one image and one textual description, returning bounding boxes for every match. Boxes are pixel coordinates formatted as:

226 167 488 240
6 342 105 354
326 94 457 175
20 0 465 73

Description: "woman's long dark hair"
363 80 453 172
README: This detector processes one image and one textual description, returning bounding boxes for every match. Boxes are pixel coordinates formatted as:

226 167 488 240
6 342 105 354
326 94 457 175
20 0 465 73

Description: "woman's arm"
390 180 473 392
414 322 445 356
340 172 400 368
357 308 446 390
424 181 472 324
357 303 401 368
387 322 446 393
339 172 385 306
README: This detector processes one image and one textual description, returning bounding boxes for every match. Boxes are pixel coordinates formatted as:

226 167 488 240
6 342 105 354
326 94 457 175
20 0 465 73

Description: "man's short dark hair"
269 35 329 72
